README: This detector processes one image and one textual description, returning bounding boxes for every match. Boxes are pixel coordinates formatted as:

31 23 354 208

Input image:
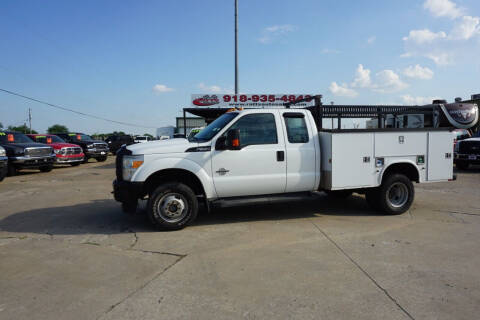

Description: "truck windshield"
0 132 34 143
70 134 93 141
35 135 65 143
190 112 238 142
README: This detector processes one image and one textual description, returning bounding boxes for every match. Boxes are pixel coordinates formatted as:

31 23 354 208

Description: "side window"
229 113 278 146
284 115 309 143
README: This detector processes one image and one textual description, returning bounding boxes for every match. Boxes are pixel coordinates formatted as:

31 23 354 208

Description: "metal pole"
234 0 238 94
28 108 32 133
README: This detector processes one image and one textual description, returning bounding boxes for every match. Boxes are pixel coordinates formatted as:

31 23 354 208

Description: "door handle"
277 151 285 162
216 168 229 175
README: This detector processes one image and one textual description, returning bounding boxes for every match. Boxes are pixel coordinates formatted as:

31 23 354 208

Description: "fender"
378 159 422 186
132 156 217 199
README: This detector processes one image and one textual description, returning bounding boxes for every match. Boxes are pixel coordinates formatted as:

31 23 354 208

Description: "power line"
0 88 158 129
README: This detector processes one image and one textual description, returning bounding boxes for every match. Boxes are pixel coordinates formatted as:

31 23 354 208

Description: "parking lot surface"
0 157 479 320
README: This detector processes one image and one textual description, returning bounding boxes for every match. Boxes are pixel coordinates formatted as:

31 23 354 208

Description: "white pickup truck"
113 103 465 230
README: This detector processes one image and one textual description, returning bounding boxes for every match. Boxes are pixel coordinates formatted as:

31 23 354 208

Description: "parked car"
55 133 109 162
0 146 7 181
454 137 480 169
105 135 134 155
134 136 153 143
27 134 84 166
0 131 55 176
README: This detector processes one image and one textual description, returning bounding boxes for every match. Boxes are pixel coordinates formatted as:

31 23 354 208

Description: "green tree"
143 133 154 138
47 124 69 134
7 124 38 134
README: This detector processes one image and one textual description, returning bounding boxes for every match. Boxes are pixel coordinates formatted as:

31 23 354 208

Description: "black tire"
97 156 107 162
70 162 81 167
456 161 469 170
325 190 353 198
40 165 53 172
377 174 414 215
147 183 198 230
0 167 6 181
365 188 380 210
83 157 89 163
7 164 17 177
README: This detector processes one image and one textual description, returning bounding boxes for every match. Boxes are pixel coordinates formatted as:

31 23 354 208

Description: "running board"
210 192 315 209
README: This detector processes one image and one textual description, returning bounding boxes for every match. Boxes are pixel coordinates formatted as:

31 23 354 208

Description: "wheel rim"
157 193 188 223
386 182 409 208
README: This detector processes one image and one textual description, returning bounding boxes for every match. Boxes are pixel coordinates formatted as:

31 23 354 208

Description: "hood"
50 142 82 149
463 137 480 142
2 142 51 149
127 138 198 155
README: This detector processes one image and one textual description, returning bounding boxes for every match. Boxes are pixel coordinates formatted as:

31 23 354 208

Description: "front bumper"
86 149 109 157
112 179 144 203
11 155 55 166
454 153 480 164
55 155 84 163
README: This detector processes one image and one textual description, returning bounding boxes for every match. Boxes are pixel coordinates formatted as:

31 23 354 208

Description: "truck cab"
113 108 455 230
0 131 55 176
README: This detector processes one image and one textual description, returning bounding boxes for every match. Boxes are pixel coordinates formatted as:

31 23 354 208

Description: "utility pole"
28 108 32 134
234 0 238 94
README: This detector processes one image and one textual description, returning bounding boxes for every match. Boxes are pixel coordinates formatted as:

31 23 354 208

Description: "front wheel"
0 167 7 181
7 164 17 176
70 162 81 167
377 174 414 215
147 183 198 230
97 156 107 162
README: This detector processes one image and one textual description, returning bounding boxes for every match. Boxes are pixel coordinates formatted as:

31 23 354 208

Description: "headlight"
122 155 144 181
0 147 5 157
54 149 65 154
14 148 24 156
87 144 94 148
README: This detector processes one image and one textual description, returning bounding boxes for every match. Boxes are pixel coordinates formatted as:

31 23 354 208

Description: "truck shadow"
0 195 381 235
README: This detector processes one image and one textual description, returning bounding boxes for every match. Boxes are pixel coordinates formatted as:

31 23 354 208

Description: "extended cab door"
280 111 317 192
211 111 287 198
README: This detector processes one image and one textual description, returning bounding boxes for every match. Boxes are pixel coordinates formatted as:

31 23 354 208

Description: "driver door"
211 112 287 198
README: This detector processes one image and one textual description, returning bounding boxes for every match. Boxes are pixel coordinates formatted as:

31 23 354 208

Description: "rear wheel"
456 161 469 170
40 165 53 172
377 174 414 215
147 183 198 230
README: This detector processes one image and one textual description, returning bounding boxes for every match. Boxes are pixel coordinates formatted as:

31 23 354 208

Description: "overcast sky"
1 0 479 135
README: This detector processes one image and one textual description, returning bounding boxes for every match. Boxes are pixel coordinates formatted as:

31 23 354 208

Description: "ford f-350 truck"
113 97 478 230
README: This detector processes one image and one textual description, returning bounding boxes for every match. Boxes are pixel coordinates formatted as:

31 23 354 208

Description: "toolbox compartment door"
427 131 453 181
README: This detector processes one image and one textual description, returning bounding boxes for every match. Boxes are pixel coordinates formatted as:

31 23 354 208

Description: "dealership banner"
191 94 315 108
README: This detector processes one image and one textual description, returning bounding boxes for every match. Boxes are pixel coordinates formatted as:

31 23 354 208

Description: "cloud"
258 24 297 44
423 0 464 19
402 29 447 44
152 84 174 93
449 15 480 40
373 70 409 93
321 48 341 54
367 36 376 44
329 82 358 97
403 64 434 79
401 94 440 105
197 83 233 94
351 64 372 88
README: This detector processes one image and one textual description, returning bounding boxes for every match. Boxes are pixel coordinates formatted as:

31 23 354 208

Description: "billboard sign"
191 94 315 108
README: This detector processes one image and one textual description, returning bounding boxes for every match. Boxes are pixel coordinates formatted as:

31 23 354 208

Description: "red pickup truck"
27 134 84 166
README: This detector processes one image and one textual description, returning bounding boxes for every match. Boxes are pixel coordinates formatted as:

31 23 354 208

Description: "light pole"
234 0 238 94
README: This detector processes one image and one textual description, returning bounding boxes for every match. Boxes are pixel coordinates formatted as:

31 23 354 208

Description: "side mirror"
226 129 241 150
215 136 227 150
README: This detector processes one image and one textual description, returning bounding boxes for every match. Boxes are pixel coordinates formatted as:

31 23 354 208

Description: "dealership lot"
0 158 479 320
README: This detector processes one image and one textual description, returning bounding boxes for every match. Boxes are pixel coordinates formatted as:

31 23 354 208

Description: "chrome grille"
94 143 108 150
25 147 52 157
63 147 82 155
